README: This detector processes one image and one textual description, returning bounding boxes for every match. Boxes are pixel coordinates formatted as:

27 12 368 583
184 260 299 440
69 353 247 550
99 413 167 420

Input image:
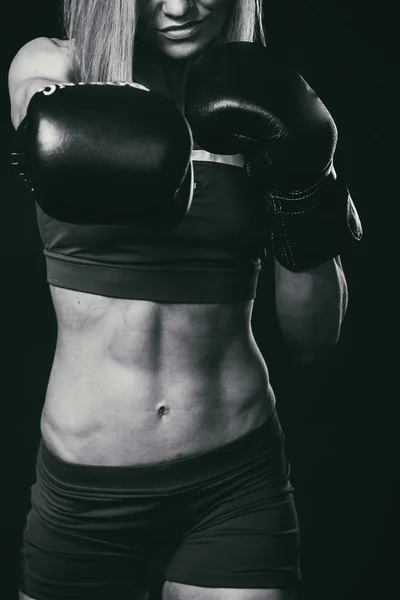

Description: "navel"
157 404 170 418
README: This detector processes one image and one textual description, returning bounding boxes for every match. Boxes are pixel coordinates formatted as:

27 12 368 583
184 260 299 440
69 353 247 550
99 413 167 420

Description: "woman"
9 1 361 599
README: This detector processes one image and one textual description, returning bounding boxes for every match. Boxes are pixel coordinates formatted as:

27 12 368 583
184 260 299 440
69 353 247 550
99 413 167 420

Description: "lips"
157 18 206 40
159 19 204 33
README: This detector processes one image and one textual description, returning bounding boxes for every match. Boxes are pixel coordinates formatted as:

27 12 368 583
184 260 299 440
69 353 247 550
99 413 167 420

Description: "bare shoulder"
9 36 73 89
50 37 71 55
8 37 73 128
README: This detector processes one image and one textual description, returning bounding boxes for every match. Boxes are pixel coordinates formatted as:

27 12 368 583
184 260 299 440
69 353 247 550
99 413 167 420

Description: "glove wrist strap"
267 165 363 271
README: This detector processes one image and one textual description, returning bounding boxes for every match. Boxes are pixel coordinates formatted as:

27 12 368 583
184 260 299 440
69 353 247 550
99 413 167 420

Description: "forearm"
274 256 348 363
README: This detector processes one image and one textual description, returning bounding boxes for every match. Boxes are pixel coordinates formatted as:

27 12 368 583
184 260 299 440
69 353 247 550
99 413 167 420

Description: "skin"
134 0 232 106
10 2 348 599
137 0 231 60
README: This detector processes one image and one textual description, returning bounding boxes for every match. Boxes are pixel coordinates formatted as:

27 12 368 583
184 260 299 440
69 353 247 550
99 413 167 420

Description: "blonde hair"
63 0 265 83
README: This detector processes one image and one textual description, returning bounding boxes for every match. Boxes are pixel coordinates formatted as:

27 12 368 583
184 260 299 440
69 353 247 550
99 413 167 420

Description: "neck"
134 42 193 108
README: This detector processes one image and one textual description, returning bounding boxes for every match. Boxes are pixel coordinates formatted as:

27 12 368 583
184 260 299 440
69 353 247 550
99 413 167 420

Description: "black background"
1 1 398 599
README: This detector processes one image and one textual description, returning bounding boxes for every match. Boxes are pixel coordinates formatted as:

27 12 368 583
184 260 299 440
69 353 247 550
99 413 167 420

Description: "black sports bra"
36 151 269 303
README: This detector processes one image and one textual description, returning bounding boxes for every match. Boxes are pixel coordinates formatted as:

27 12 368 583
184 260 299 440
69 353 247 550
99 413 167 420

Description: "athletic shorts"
19 409 302 600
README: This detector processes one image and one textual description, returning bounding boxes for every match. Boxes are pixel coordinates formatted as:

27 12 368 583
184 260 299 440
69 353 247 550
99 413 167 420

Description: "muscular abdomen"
41 286 274 466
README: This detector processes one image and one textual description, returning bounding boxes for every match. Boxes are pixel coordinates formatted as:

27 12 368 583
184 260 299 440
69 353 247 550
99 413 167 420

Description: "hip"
21 409 302 598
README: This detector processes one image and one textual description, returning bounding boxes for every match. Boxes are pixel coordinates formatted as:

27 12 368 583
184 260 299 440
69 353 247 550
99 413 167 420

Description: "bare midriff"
41 285 275 466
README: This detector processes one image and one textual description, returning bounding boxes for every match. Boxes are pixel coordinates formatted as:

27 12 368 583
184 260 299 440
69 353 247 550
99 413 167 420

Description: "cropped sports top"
36 151 269 303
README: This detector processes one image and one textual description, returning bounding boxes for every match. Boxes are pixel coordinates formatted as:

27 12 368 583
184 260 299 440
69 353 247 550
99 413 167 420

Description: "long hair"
63 0 265 83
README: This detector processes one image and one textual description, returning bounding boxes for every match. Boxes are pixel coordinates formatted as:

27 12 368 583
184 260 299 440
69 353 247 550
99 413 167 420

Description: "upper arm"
8 36 73 129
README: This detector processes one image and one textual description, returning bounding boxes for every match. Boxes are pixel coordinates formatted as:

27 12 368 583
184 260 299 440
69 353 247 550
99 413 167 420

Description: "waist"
42 373 273 467
44 331 271 428
42 291 272 465
39 407 283 492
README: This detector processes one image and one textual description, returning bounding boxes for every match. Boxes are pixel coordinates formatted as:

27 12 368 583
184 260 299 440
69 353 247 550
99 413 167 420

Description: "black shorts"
19 410 302 600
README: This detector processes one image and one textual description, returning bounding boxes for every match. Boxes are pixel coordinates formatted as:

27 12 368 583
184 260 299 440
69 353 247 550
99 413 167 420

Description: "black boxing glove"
12 81 193 230
185 42 362 271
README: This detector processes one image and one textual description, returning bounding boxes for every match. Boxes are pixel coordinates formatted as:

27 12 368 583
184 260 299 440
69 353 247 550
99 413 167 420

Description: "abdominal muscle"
41 285 275 466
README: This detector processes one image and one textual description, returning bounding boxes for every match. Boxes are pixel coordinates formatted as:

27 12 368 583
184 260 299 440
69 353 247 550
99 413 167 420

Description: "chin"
153 38 213 60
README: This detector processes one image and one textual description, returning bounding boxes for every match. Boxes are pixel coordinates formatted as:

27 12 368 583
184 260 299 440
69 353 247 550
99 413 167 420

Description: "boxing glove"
12 82 193 230
185 42 362 271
